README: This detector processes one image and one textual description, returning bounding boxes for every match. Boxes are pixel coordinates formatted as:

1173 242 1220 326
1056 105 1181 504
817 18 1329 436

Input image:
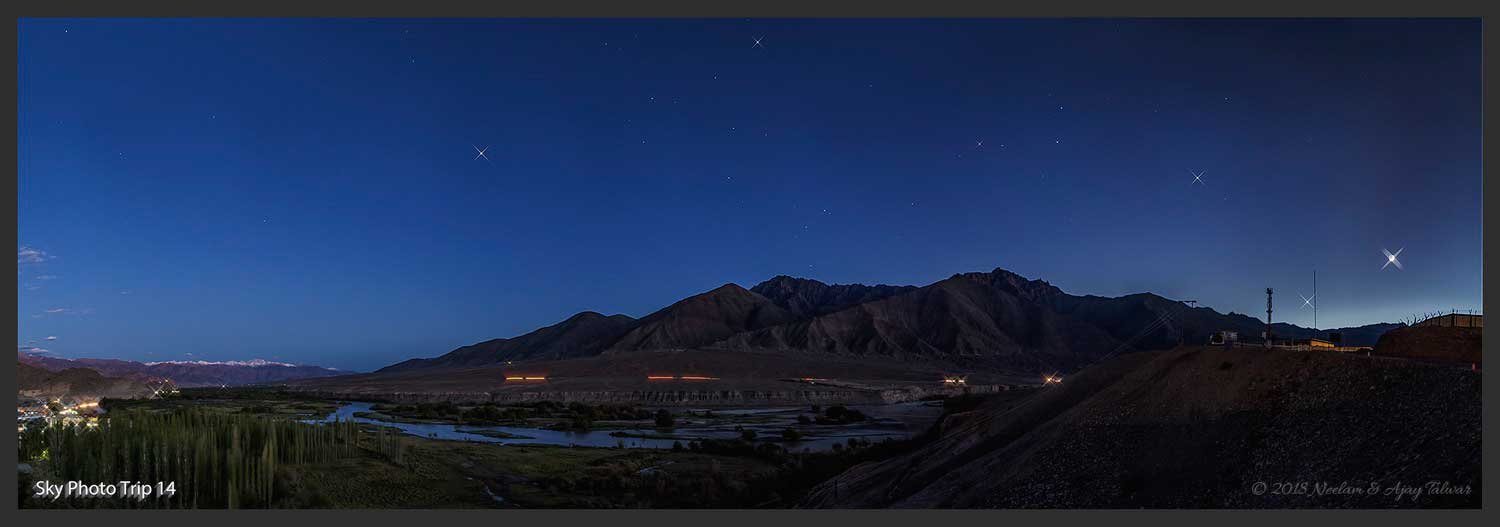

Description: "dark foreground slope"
1374 325 1482 365
805 346 1480 508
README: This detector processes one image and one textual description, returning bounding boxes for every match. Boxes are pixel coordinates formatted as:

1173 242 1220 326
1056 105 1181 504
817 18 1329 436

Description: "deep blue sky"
18 19 1481 371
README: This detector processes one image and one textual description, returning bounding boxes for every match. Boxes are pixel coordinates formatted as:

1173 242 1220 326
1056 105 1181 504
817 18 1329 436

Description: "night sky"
18 19 1481 371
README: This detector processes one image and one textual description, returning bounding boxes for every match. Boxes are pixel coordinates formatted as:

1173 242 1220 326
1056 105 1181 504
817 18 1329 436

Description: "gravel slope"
805 346 1480 508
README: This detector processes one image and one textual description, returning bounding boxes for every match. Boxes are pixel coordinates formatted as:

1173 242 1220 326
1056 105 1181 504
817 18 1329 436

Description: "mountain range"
16 350 342 387
377 267 1401 376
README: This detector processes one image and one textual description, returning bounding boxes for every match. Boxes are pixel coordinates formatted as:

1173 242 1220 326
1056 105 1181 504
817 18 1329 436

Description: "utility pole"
1265 288 1275 348
1313 270 1317 331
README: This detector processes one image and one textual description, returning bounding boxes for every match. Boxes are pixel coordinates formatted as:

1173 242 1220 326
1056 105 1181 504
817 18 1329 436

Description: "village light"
647 374 719 381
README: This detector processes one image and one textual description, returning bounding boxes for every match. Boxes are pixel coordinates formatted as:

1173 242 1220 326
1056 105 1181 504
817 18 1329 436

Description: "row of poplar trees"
19 407 406 508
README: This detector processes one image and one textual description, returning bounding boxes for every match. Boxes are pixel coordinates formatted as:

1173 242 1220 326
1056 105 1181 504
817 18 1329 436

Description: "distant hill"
373 267 1404 377
17 351 342 387
18 362 152 399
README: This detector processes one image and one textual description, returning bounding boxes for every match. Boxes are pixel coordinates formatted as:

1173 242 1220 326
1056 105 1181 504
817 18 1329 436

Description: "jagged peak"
756 274 823 285
752 274 918 292
561 310 634 323
944 267 1065 302
705 282 753 295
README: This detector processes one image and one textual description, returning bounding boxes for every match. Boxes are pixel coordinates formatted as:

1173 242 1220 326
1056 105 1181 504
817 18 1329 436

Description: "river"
305 401 944 452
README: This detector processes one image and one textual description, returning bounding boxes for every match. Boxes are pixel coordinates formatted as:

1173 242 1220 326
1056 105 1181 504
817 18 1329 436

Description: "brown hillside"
18 362 152 399
805 346 1480 508
607 284 796 352
379 311 638 372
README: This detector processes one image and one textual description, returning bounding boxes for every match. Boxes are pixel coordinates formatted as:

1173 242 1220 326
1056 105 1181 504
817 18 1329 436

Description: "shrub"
571 414 594 430
818 405 867 424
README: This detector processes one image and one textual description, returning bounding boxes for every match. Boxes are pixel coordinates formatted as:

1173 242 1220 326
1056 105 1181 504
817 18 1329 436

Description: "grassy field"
300 437 783 508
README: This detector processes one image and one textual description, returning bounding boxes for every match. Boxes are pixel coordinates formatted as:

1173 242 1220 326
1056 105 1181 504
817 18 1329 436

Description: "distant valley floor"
289 350 1032 406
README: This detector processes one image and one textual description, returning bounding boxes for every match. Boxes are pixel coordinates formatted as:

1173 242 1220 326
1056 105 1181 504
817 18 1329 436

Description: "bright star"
473 145 491 161
1382 247 1404 270
975 140 984 147
752 37 764 49
1299 293 1314 308
1191 170 1205 185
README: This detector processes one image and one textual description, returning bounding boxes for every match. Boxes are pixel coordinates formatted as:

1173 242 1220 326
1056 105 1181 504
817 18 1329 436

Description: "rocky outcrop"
750 275 917 318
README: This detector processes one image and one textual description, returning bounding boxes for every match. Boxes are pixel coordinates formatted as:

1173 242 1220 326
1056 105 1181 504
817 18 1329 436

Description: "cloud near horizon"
35 307 92 318
17 246 52 264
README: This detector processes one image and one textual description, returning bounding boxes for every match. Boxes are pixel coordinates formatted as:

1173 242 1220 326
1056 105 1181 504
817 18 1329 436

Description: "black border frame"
5 1 1494 523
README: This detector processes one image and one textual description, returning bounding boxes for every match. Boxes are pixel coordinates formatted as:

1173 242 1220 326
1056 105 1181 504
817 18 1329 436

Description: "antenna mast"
1313 269 1317 331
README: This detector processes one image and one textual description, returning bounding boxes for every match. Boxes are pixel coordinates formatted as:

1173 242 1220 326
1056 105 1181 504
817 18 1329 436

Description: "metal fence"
1222 341 1370 353
1414 313 1483 328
